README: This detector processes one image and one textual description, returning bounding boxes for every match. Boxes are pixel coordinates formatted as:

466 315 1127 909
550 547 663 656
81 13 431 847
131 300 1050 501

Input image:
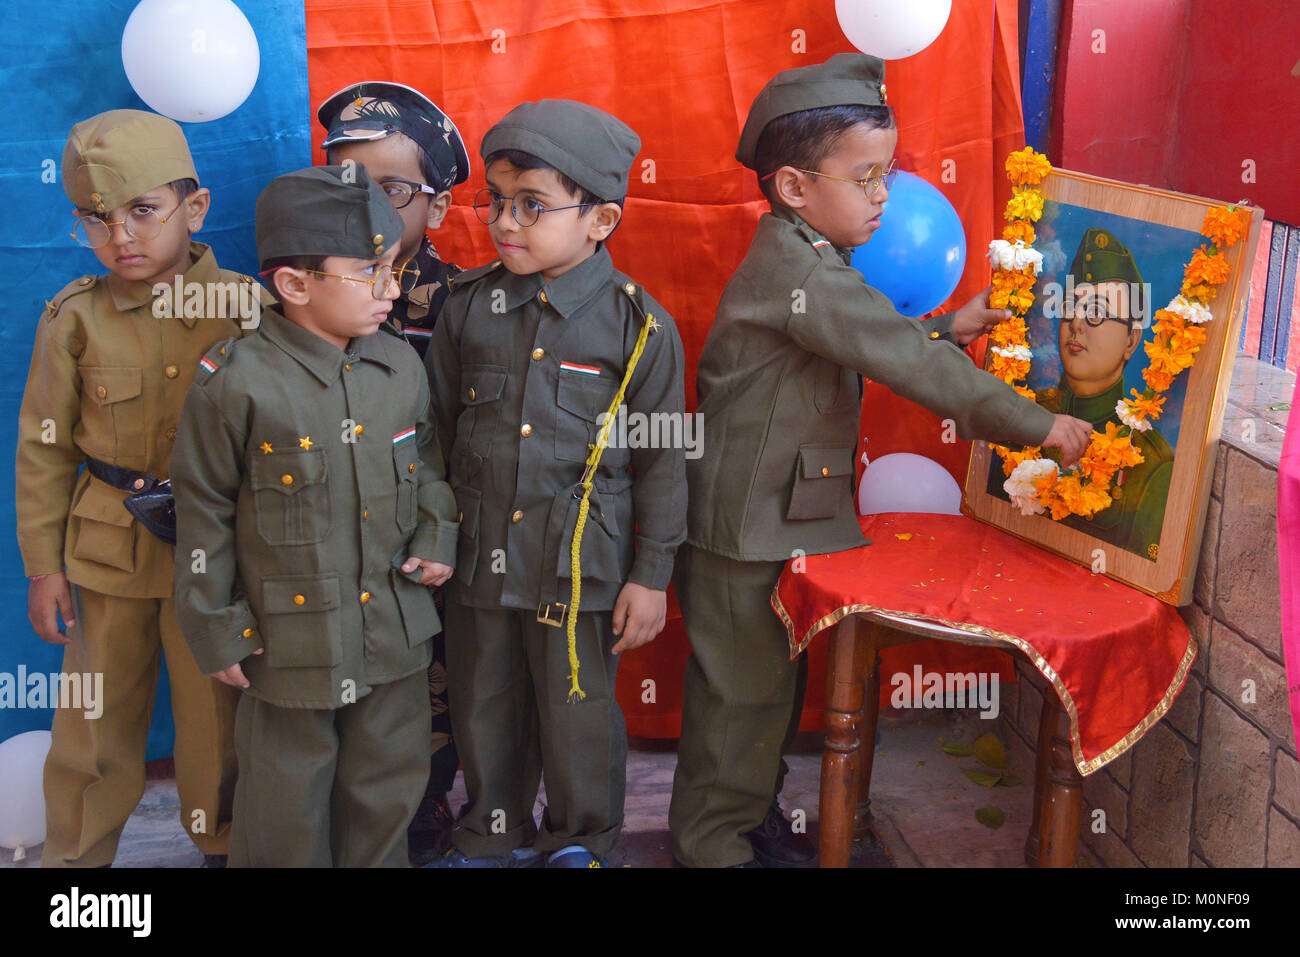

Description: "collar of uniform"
768 204 854 265
106 241 219 325
492 244 614 318
258 304 350 385
348 326 404 373
1057 375 1123 425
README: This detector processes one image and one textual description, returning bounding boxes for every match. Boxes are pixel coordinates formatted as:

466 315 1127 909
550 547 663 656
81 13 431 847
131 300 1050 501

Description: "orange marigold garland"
985 147 1243 520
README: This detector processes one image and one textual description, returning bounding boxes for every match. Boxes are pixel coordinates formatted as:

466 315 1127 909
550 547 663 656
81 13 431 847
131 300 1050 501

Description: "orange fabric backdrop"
305 0 1024 736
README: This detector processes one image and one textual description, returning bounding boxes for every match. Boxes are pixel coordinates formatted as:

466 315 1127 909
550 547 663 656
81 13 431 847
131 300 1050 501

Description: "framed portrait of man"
963 168 1264 604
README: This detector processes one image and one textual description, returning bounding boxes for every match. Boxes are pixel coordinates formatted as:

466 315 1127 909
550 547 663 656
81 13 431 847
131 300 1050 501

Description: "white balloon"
835 0 953 60
122 0 260 123
858 453 962 516
0 730 52 859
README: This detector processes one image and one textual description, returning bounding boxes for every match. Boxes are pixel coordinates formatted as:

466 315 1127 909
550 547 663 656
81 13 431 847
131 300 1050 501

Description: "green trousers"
445 601 625 858
669 543 807 868
228 668 430 867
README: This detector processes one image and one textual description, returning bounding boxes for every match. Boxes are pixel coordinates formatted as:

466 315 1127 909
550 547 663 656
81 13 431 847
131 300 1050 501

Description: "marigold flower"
1005 147 1052 186
1201 205 1248 249
1005 187 1045 223
1184 246 1232 287
1003 220 1036 244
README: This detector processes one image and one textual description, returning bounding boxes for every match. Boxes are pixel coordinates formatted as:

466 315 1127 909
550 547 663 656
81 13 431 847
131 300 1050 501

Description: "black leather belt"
86 458 166 493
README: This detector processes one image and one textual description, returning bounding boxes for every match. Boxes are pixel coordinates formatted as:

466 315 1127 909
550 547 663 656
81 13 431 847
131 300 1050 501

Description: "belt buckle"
536 601 567 628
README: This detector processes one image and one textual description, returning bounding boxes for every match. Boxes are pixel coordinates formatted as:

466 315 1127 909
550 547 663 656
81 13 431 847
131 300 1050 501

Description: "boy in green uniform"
424 99 687 868
317 80 471 862
170 165 459 867
16 109 253 868
668 54 1094 868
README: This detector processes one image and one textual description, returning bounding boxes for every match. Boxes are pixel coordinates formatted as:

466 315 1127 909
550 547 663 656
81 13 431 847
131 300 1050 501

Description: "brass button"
532 347 545 360
538 291 548 304
468 387 476 401
360 591 371 604
354 424 363 436
242 628 254 639
220 346 226 356
408 463 416 473
520 424 532 437
511 509 524 523
1085 253 1093 262
929 331 940 339
293 594 305 605
281 474 293 485
821 467 829 477
624 283 636 294
96 385 107 399
372 234 383 244
165 365 179 379
345 364 352 371
166 427 177 439
1085 273 1092 281
79 277 92 286
362 509 369 519
457 511 463 522
132 478 145 490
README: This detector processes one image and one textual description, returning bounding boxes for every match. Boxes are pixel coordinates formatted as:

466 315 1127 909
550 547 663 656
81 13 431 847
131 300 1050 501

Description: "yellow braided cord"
565 308 657 703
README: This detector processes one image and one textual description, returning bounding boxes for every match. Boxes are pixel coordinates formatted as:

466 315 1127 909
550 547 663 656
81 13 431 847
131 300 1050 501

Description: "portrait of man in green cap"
1038 227 1175 561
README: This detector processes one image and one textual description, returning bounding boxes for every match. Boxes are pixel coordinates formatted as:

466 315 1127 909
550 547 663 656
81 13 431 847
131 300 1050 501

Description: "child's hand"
210 648 262 689
402 557 453 587
1043 414 1094 468
950 286 1012 345
28 572 74 645
611 583 667 655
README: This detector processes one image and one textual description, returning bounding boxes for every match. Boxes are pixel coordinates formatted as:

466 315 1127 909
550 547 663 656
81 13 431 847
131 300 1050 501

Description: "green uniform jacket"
1041 378 1173 561
425 246 687 612
171 305 459 709
15 243 259 597
688 205 1056 562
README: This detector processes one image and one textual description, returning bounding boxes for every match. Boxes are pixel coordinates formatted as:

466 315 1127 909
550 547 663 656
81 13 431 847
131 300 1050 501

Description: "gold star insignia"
299 436 313 450
260 442 273 455
646 314 661 334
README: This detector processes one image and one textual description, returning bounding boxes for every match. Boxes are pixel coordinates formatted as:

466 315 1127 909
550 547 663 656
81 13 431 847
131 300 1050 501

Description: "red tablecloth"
771 513 1197 775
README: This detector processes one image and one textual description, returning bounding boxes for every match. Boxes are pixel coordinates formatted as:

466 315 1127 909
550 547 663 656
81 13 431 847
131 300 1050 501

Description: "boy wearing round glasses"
669 54 1093 868
317 81 471 864
170 165 460 866
424 100 687 868
16 109 257 867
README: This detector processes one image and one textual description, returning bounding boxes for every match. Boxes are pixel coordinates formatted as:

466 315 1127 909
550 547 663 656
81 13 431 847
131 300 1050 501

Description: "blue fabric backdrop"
0 0 310 756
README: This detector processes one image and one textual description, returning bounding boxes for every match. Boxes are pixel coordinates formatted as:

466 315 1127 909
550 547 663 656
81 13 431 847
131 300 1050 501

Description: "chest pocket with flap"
458 365 507 456
80 366 146 459
786 444 856 521
249 448 331 546
393 439 419 533
555 373 622 465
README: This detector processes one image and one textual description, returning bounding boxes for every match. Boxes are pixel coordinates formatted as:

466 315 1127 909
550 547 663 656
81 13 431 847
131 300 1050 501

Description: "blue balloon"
850 169 966 317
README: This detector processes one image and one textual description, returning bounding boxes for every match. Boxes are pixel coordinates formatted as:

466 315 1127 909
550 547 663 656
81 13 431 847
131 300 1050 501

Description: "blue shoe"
545 845 605 868
423 847 544 869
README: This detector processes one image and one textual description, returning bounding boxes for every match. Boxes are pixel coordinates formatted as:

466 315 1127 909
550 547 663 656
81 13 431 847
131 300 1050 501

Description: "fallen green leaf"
996 775 1021 787
975 806 1005 830
942 741 974 756
973 732 1009 769
1267 403 1291 412
963 768 1003 787
916 761 926 767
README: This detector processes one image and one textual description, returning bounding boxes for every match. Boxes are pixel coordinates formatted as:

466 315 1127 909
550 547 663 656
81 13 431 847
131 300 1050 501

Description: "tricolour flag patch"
811 239 832 249
559 361 601 378
199 357 219 374
392 427 416 445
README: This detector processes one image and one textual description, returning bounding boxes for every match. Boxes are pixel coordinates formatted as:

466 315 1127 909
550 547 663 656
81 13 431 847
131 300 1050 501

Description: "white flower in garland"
1164 294 1214 325
1115 399 1152 432
1004 458 1059 516
986 239 1044 275
991 343 1033 362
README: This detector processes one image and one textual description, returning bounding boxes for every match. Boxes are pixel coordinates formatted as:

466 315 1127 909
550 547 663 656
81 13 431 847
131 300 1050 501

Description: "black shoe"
407 792 455 867
201 855 227 868
746 801 818 868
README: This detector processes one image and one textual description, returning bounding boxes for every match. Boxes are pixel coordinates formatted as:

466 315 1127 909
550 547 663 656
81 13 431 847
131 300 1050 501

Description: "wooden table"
818 611 1083 868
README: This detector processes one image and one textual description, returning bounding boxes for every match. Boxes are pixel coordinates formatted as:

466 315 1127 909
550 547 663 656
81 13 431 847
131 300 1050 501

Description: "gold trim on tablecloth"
769 587 1198 777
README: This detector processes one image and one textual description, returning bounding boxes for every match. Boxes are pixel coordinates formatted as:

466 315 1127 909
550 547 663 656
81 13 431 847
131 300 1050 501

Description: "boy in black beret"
424 99 687 868
171 165 459 866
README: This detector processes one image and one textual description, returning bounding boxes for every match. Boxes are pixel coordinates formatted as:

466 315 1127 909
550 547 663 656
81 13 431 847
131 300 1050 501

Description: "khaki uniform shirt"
15 243 258 597
171 306 459 709
424 246 687 612
688 205 1057 562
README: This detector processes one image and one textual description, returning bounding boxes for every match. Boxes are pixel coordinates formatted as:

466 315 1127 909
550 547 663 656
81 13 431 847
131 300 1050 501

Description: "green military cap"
480 99 640 201
1068 228 1143 287
62 109 198 214
736 53 888 170
317 80 470 192
254 164 404 266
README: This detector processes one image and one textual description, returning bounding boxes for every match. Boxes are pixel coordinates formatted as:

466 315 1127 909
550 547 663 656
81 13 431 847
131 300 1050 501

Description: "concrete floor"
1 706 1095 868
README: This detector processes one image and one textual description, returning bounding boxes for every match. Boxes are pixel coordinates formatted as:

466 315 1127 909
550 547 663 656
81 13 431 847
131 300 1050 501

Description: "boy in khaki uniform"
16 109 254 867
668 54 1094 868
171 165 459 867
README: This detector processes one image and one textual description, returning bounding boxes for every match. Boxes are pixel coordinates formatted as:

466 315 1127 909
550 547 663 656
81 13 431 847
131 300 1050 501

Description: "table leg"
1029 691 1083 867
853 627 882 839
1023 681 1055 867
818 616 868 868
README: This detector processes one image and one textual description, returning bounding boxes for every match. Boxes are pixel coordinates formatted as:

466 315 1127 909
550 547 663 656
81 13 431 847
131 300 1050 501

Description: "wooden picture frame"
963 168 1264 605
